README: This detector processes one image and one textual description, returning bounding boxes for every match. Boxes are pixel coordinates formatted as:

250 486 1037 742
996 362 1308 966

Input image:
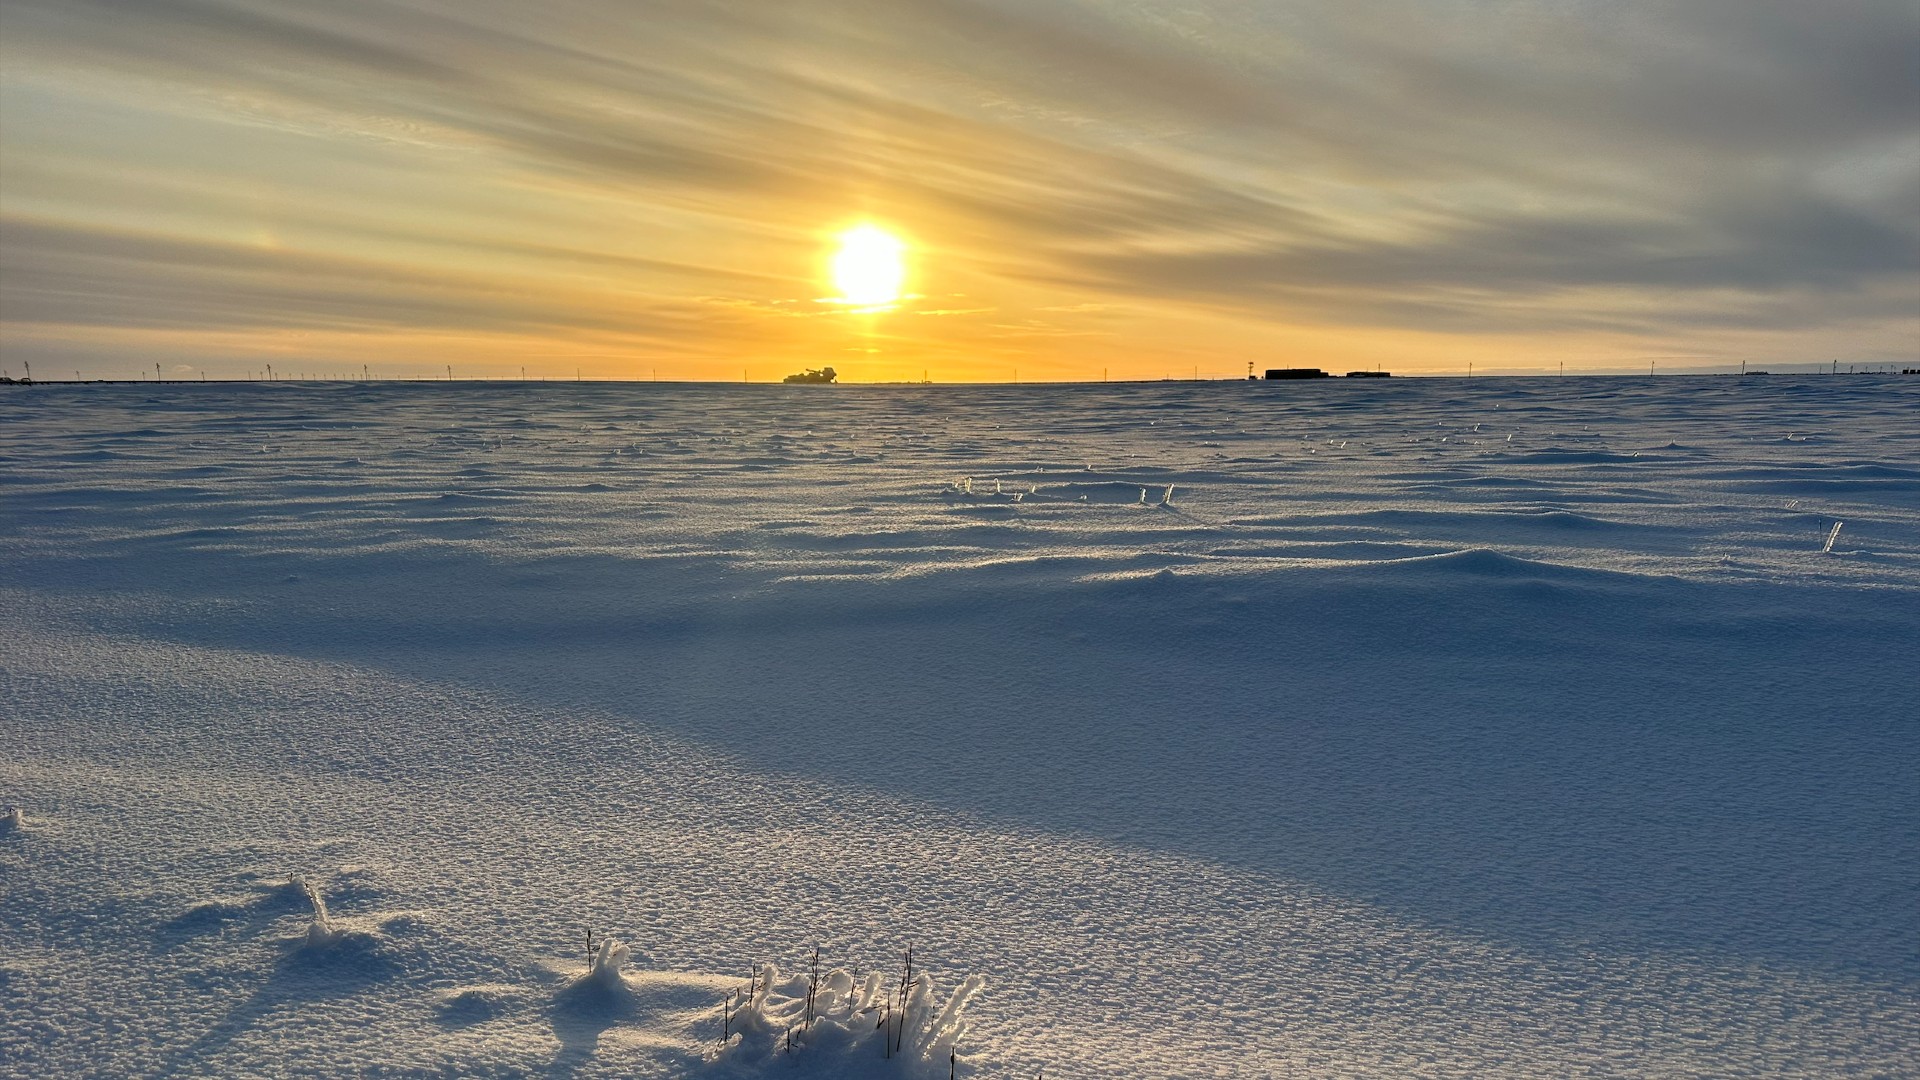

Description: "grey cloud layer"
2 0 1914 343
0 217 667 334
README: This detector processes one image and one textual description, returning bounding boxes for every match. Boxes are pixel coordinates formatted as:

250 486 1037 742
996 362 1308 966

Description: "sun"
830 224 907 307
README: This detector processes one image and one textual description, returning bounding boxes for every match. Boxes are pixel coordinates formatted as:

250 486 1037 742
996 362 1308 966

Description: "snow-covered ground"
3 376 1917 1077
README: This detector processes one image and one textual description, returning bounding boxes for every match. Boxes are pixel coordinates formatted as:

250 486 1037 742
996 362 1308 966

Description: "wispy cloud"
2 0 1913 376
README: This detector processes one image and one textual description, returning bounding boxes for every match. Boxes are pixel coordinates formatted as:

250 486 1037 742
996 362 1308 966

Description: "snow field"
2 376 1917 1077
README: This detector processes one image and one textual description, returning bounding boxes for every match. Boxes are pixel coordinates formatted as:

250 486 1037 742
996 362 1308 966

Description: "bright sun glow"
830 225 906 307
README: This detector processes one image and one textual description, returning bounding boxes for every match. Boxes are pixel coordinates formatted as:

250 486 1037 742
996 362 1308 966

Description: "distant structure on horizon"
1260 368 1391 380
782 366 838 384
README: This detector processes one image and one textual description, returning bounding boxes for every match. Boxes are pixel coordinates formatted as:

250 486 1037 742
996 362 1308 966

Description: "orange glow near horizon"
3 2 1913 383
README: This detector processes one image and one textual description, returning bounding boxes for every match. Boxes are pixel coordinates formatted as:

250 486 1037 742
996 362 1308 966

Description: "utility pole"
1467 362 1473 378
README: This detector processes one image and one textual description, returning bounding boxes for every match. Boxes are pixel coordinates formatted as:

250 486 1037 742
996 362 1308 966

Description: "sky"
1 0 1915 381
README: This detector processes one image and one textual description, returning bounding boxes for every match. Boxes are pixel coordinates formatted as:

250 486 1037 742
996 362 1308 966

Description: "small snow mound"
250 874 319 908
1391 548 1544 576
277 877 399 980
376 912 430 937
437 984 521 1026
167 897 248 931
557 937 636 1004
719 957 983 1077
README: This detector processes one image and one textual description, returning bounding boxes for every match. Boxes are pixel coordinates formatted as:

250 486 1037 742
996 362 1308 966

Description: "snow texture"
2 376 1917 1077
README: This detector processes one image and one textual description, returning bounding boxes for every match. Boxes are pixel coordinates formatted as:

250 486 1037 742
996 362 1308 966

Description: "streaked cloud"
2 0 1914 378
